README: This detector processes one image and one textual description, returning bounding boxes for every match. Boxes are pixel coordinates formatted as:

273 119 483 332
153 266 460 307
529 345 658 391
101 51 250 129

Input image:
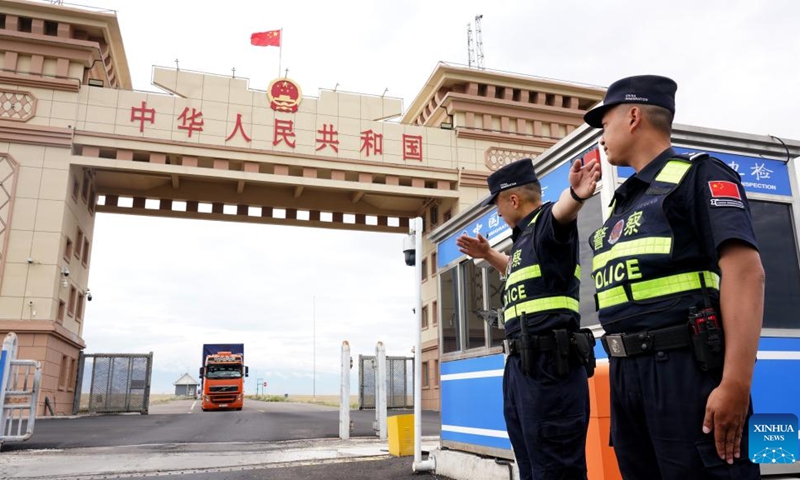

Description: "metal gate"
358 355 413 409
72 353 153 415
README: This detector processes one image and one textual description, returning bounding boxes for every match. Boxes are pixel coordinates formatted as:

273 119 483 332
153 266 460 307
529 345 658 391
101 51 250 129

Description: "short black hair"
502 182 542 203
640 104 674 135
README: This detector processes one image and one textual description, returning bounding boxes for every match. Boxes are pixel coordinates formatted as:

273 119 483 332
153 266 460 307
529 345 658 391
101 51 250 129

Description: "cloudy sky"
68 0 800 394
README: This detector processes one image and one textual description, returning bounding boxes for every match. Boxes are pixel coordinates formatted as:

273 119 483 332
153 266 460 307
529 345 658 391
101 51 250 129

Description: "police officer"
457 157 600 480
583 75 763 479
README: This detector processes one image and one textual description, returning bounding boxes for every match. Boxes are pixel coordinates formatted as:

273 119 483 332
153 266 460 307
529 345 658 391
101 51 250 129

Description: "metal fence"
358 355 413 409
1 359 41 443
73 353 153 415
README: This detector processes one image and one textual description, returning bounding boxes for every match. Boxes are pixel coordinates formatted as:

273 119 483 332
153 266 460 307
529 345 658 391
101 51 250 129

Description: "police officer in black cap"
584 75 763 479
457 156 600 480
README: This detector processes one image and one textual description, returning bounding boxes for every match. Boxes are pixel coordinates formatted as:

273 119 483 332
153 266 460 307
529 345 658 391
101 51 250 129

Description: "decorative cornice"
457 128 556 149
0 71 80 92
0 120 73 146
460 169 490 188
0 320 86 349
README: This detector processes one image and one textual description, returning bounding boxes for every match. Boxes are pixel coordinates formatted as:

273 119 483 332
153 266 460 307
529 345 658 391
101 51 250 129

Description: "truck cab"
199 351 248 411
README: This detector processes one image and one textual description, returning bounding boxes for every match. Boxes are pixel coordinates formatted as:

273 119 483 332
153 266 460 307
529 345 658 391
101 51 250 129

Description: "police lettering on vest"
589 156 719 328
503 203 580 330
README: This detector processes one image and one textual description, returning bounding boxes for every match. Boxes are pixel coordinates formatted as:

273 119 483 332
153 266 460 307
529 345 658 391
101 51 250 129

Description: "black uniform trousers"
609 348 761 479
504 349 590 480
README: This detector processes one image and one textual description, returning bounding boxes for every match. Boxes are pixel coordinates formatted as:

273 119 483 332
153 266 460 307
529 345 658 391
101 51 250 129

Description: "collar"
511 204 545 242
610 147 676 206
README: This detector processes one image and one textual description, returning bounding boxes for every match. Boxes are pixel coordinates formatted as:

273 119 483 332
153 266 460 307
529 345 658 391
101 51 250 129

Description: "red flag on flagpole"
251 30 281 47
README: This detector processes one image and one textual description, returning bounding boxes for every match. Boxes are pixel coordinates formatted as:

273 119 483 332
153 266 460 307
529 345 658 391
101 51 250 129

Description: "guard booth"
429 123 800 476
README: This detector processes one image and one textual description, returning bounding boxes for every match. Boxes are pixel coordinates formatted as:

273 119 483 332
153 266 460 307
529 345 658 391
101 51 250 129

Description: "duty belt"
507 335 558 356
601 324 691 358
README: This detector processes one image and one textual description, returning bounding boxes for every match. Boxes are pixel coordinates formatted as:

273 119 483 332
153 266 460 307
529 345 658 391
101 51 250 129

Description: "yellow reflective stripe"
654 160 691 185
592 237 672 271
596 271 719 309
596 286 628 309
505 296 579 321
506 265 541 287
575 265 581 279
631 271 719 300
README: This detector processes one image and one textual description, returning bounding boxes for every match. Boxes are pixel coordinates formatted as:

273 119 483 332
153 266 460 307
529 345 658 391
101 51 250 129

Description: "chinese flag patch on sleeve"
708 181 741 200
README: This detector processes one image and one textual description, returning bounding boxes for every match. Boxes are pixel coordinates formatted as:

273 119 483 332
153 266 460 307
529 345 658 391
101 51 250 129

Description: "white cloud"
72 0 800 393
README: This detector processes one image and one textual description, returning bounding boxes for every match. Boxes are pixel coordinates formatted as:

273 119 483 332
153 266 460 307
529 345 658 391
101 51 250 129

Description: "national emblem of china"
267 78 302 113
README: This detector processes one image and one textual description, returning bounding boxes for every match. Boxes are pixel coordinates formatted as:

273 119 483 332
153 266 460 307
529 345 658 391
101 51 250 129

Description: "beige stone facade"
0 0 604 414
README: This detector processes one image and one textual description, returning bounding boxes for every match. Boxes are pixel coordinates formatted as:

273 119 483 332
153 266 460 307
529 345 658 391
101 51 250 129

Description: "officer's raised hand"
457 233 490 259
552 159 601 224
457 233 510 273
569 159 601 200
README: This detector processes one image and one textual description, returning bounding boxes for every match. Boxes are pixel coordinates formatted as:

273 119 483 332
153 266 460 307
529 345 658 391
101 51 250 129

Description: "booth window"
749 200 800 329
440 267 461 353
577 194 603 327
462 261 486 350
487 267 505 348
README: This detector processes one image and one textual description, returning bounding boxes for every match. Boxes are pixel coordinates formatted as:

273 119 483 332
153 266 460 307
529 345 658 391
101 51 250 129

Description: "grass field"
247 394 361 409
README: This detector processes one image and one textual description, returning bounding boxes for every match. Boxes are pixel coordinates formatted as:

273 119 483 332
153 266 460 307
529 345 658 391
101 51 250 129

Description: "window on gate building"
749 200 800 329
440 267 461 353
421 304 429 329
422 361 430 388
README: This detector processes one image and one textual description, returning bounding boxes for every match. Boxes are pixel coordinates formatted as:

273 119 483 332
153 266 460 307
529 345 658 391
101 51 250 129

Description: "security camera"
27 257 34 264
402 233 415 266
61 266 70 277
87 289 93 302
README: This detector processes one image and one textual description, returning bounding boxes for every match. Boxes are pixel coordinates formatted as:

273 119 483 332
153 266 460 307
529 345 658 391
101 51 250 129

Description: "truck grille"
209 385 238 393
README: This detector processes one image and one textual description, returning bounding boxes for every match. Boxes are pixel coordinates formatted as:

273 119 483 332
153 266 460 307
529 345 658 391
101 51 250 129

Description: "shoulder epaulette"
672 151 709 162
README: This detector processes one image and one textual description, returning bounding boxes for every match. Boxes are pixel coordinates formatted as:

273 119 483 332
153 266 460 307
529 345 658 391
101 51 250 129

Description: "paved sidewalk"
0 436 449 480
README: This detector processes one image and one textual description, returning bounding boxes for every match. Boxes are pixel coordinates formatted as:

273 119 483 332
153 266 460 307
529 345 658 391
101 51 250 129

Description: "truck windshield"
205 364 242 379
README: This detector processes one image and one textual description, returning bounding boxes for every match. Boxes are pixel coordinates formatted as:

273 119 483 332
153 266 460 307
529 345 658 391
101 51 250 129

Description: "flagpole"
278 28 282 78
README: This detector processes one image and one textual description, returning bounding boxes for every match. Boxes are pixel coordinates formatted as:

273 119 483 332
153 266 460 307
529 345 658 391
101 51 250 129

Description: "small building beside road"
173 373 199 398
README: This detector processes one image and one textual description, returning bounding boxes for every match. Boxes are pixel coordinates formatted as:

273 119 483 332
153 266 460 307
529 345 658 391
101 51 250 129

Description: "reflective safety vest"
589 155 718 327
504 203 580 327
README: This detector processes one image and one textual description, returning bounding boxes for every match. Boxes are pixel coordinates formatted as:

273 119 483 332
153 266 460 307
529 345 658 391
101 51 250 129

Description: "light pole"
313 294 316 401
405 217 435 472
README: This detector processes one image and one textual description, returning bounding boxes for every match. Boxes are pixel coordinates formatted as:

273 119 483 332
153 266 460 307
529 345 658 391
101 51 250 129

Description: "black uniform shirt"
604 147 759 331
506 203 580 336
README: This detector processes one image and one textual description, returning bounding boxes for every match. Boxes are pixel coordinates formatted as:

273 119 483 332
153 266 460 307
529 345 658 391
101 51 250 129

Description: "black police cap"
480 159 538 207
584 75 677 128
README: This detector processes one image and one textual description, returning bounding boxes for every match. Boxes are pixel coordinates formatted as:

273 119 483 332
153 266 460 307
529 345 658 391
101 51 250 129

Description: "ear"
629 106 643 132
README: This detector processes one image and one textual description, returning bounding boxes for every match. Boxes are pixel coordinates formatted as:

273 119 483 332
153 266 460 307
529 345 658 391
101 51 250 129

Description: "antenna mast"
467 23 476 68
475 15 485 69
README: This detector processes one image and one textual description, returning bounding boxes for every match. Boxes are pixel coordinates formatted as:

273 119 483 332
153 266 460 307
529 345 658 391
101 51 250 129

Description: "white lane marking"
189 400 196 414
